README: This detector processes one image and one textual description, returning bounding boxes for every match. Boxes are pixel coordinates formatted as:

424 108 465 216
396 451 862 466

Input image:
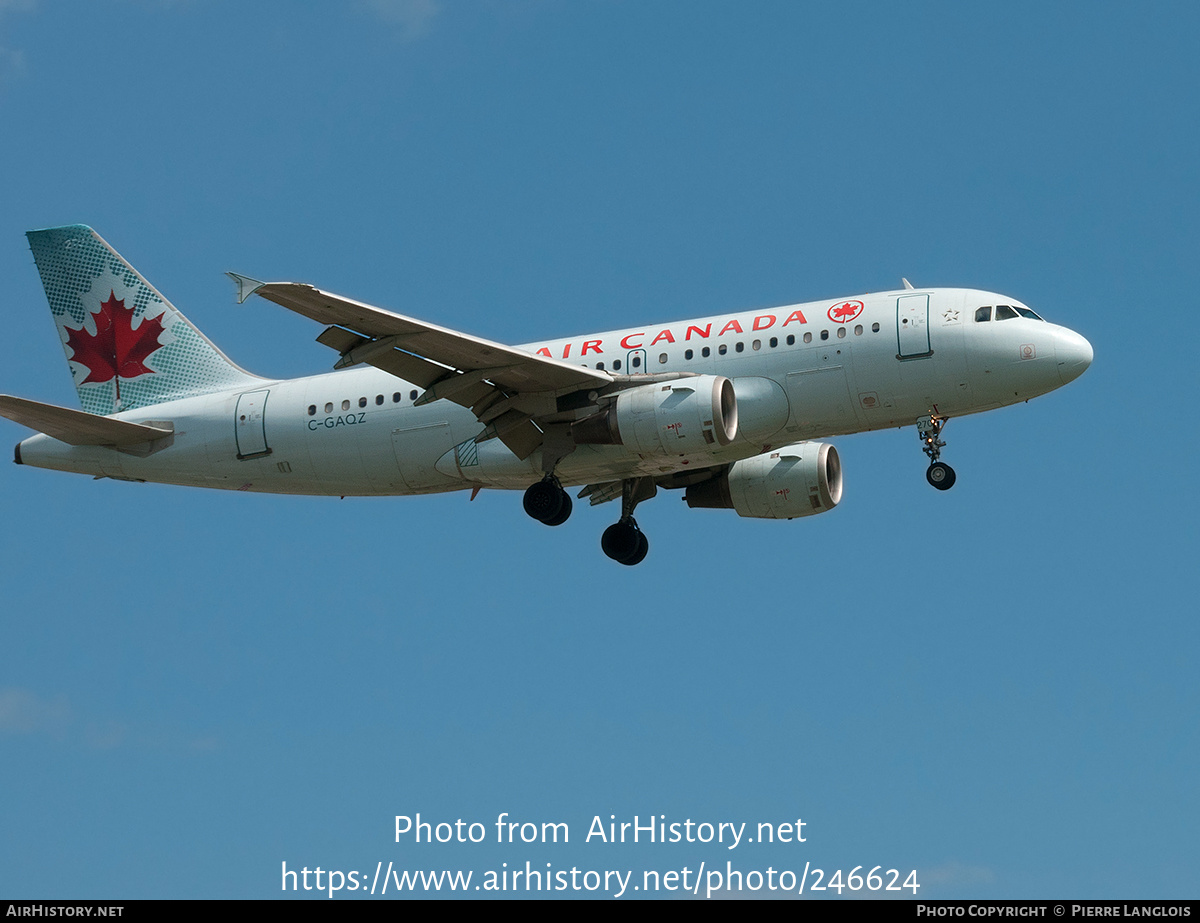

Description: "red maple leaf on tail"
65 292 165 405
65 291 164 384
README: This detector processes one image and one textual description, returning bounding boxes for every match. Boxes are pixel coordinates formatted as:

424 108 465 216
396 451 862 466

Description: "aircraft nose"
1056 328 1094 385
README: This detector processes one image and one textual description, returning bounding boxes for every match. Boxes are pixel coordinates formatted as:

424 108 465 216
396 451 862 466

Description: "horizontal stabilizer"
0 395 173 446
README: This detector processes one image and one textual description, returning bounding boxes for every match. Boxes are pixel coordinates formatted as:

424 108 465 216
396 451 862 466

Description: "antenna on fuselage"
902 278 915 290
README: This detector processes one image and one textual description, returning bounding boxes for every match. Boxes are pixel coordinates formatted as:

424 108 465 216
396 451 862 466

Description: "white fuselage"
15 288 1092 495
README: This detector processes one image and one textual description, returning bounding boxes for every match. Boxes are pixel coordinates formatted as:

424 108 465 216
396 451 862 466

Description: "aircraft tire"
620 531 649 566
524 479 564 522
542 490 572 526
926 462 956 491
601 520 642 563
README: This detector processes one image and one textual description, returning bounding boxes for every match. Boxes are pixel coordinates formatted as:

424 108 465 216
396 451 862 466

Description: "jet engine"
684 442 842 519
572 375 738 455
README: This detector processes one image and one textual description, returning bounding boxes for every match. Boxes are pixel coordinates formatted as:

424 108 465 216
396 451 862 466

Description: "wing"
231 276 612 459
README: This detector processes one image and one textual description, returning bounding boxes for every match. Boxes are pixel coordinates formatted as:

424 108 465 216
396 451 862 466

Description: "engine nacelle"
729 376 790 445
685 441 842 519
572 375 738 456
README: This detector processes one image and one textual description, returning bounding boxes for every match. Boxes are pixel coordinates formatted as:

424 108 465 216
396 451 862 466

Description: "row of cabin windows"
304 322 889 409
585 323 882 370
307 390 420 416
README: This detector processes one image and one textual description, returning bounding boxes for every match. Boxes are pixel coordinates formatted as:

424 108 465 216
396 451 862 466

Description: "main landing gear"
601 519 648 567
917 414 956 491
523 475 656 565
601 477 656 566
523 476 572 526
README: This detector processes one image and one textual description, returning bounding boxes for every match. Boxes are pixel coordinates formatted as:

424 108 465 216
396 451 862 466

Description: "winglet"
902 278 915 290
227 272 267 304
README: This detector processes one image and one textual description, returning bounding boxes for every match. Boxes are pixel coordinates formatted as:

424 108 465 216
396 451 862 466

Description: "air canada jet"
1 226 1092 565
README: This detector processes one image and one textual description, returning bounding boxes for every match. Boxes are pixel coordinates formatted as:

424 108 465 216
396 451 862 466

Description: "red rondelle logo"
828 300 864 323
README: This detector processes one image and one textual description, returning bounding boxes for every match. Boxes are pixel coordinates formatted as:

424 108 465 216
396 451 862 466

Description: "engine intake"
685 442 842 519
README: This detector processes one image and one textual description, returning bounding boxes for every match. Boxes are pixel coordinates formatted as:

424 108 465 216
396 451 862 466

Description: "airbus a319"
1 226 1092 564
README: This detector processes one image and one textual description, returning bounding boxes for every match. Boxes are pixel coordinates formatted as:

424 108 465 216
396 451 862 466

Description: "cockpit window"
975 306 992 322
994 305 1018 321
1014 306 1044 321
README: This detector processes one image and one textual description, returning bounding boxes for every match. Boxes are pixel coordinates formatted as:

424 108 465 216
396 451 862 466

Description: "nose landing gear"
917 414 956 491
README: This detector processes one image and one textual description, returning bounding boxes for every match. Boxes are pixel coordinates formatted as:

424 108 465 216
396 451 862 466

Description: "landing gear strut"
523 476 572 526
917 414 956 491
602 477 656 566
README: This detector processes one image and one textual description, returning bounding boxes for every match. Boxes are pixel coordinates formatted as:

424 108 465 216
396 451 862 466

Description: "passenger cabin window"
975 306 992 322
995 305 1018 321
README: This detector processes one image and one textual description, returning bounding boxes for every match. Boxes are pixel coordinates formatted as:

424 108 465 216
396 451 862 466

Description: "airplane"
1 225 1093 565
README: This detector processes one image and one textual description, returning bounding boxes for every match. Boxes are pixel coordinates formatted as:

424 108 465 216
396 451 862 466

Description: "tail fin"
26 225 260 415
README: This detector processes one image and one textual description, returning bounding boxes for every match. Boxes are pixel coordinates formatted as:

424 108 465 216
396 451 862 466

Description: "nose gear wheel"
926 461 956 490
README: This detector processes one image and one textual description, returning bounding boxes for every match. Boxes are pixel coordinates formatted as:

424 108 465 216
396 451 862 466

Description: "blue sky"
0 0 1196 900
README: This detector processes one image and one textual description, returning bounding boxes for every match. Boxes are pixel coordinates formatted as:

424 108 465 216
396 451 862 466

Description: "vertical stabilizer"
26 225 260 415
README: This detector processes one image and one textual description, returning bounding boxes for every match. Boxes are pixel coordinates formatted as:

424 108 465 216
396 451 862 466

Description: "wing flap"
361 347 453 389
577 480 623 506
495 418 544 461
315 325 365 354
